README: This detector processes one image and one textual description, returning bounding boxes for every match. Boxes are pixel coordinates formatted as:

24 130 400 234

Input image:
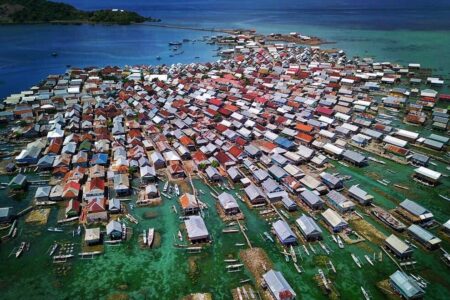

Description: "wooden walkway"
237 220 252 249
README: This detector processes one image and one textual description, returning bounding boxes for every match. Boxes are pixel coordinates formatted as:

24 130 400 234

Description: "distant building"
179 193 199 215
407 224 441 250
321 209 348 232
272 219 297 245
185 216 209 243
296 214 322 241
218 192 240 215
85 227 101 245
389 270 424 300
348 185 373 205
397 199 433 225
262 269 296 300
384 234 413 259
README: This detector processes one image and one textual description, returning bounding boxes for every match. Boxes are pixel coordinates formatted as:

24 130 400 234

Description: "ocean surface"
1 0 450 98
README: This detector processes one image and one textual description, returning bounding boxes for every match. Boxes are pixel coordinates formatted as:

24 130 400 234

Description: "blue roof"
91 153 108 165
274 137 295 149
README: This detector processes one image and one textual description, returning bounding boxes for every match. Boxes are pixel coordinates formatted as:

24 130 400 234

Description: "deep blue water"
1 0 450 98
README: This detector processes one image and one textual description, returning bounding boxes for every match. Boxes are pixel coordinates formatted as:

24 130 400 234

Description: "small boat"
303 244 310 256
365 254 374 266
178 230 183 241
337 236 344 249
351 253 362 268
280 210 290 219
263 231 274 243
48 227 64 232
51 52 58 57
284 252 290 262
290 245 297 263
16 242 26 258
168 42 182 46
77 225 81 236
11 228 17 238
174 184 180 196
361 286 370 300
331 235 338 243
49 243 58 256
156 56 161 60
224 259 238 263
126 214 138 224
328 260 336 273
235 243 245 247
319 242 330 255
439 194 450 202
309 243 316 254
199 189 205 195
163 181 169 192
143 230 147 244
294 262 303 273
147 228 155 247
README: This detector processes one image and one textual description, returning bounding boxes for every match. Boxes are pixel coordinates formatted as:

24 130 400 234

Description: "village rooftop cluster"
0 34 449 300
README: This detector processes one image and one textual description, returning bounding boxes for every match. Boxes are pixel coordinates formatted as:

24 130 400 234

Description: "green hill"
0 0 160 24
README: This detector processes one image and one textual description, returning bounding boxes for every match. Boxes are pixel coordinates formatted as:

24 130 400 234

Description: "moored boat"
371 207 406 231
48 227 64 232
147 228 155 247
49 243 58 256
16 242 26 258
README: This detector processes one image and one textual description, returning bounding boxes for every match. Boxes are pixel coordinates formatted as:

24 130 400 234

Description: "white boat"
319 242 330 255
178 230 183 241
351 253 362 268
147 228 155 247
361 286 370 300
49 243 58 256
263 231 274 243
328 260 336 273
284 252 290 262
163 181 169 192
174 184 180 196
77 225 81 236
331 235 338 243
48 227 64 232
199 189 205 195
290 245 297 263
143 230 147 244
303 244 310 256
11 228 17 238
337 235 344 249
309 243 316 254
294 262 303 273
16 242 26 258
364 255 374 266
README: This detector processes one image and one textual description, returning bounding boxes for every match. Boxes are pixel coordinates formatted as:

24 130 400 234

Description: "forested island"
0 0 160 24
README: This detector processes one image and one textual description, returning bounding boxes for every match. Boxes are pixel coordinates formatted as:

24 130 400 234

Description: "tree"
211 160 219 168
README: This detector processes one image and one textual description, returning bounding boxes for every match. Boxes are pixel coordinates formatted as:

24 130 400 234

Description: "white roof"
383 135 408 148
414 166 441 181
321 208 347 228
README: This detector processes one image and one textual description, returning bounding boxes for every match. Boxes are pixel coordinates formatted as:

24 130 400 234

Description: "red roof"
216 124 228 133
208 98 223 106
295 123 313 133
315 106 334 116
215 151 232 165
235 137 248 146
295 132 314 143
228 146 243 159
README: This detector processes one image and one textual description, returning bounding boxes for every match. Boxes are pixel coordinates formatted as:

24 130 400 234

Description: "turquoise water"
1 175 449 299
